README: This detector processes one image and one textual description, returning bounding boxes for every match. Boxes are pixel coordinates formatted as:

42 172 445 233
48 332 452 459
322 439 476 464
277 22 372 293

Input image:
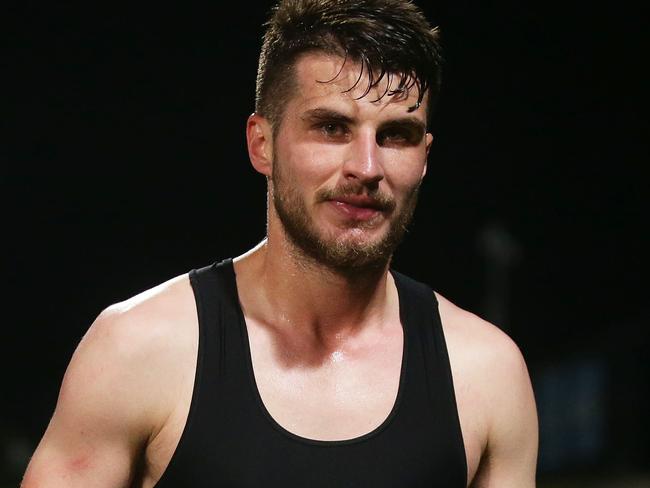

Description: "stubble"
270 155 420 274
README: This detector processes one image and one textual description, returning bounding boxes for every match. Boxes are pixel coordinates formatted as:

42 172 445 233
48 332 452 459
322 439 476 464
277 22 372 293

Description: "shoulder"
61 273 198 438
435 292 527 374
22 274 200 485
96 272 196 347
86 273 197 375
435 292 538 482
434 291 533 412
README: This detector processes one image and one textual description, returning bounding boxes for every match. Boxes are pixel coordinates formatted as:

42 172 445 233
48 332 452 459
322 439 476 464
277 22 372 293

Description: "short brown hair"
255 0 443 130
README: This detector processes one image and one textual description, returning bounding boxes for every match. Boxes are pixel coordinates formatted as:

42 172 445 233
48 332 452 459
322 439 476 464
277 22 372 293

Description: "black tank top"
155 259 466 487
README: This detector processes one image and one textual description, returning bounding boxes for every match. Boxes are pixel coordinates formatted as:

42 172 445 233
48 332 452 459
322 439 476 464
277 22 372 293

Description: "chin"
272 189 412 272
298 227 396 272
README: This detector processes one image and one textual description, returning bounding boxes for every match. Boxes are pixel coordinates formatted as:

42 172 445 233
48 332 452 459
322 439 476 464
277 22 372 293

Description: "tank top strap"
157 259 246 487
391 269 467 478
188 258 246 381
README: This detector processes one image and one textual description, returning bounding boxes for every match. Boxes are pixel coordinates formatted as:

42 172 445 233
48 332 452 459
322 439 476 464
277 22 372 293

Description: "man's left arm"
471 340 538 487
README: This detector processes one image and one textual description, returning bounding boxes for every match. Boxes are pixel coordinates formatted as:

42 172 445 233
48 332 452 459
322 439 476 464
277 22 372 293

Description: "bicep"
22 418 136 488
22 313 159 487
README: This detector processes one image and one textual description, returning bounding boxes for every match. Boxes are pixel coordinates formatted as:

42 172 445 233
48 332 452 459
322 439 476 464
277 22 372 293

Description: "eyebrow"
301 108 427 134
300 108 354 125
377 117 427 137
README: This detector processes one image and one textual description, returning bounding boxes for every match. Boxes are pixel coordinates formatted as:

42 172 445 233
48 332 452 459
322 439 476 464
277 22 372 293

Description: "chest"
151 267 470 487
246 319 405 441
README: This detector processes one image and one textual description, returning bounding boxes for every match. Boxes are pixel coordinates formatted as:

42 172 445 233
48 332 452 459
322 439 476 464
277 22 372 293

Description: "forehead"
288 52 427 118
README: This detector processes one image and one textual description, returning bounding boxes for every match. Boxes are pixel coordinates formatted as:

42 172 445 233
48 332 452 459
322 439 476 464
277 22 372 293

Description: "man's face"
268 52 432 272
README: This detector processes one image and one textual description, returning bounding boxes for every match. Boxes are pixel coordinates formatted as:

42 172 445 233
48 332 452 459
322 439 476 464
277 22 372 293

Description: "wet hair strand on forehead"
255 0 443 129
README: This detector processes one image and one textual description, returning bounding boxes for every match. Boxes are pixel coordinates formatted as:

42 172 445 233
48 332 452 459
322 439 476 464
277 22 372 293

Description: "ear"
422 132 434 178
246 113 274 177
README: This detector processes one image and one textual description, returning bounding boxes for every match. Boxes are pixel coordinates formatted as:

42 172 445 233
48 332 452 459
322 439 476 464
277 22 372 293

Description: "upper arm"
22 308 170 487
470 333 538 488
436 293 538 488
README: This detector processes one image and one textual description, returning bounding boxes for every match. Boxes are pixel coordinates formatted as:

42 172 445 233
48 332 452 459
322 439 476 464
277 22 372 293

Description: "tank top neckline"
223 258 410 447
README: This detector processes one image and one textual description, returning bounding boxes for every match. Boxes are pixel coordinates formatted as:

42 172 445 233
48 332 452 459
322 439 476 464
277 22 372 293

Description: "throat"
233 239 400 358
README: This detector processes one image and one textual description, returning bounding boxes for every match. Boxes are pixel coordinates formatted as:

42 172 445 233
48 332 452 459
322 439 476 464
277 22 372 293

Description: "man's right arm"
21 306 172 487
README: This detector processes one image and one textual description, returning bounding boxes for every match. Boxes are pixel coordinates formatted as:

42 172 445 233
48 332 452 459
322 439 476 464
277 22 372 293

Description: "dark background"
3 1 648 486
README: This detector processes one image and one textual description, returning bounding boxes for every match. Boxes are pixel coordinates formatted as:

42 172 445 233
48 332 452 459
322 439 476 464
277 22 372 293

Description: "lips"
328 196 385 221
332 195 385 210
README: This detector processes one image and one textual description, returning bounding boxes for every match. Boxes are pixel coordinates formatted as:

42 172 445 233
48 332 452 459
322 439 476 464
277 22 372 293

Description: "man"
22 0 538 486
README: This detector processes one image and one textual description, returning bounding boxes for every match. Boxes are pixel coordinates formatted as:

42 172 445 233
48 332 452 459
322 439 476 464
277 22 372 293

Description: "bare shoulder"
97 272 197 355
435 292 527 373
22 273 198 487
74 272 198 429
87 273 197 368
435 292 538 487
434 291 534 417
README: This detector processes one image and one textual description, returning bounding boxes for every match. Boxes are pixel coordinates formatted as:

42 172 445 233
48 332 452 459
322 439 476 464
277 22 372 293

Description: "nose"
342 129 384 188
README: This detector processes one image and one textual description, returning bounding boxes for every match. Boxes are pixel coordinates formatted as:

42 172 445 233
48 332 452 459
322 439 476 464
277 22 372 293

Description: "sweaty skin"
22 53 538 487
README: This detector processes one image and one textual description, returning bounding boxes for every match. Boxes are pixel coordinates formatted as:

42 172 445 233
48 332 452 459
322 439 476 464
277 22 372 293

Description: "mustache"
315 183 396 212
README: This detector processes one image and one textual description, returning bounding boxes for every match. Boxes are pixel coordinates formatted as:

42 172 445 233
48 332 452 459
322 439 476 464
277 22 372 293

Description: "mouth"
333 195 385 210
327 196 387 221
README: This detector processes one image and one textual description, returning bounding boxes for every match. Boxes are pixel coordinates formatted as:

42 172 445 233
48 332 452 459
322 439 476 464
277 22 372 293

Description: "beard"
270 157 420 274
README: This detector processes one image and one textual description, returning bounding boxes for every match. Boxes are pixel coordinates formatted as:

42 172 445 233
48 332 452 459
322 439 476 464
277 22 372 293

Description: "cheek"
384 155 427 193
280 143 342 186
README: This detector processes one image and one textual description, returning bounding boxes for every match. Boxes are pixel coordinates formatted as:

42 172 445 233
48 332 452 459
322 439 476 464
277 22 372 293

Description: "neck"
234 237 393 345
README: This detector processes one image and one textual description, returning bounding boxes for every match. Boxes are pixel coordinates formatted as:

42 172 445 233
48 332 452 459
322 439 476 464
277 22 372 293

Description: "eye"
377 126 422 146
378 128 408 145
318 122 349 139
382 128 407 141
